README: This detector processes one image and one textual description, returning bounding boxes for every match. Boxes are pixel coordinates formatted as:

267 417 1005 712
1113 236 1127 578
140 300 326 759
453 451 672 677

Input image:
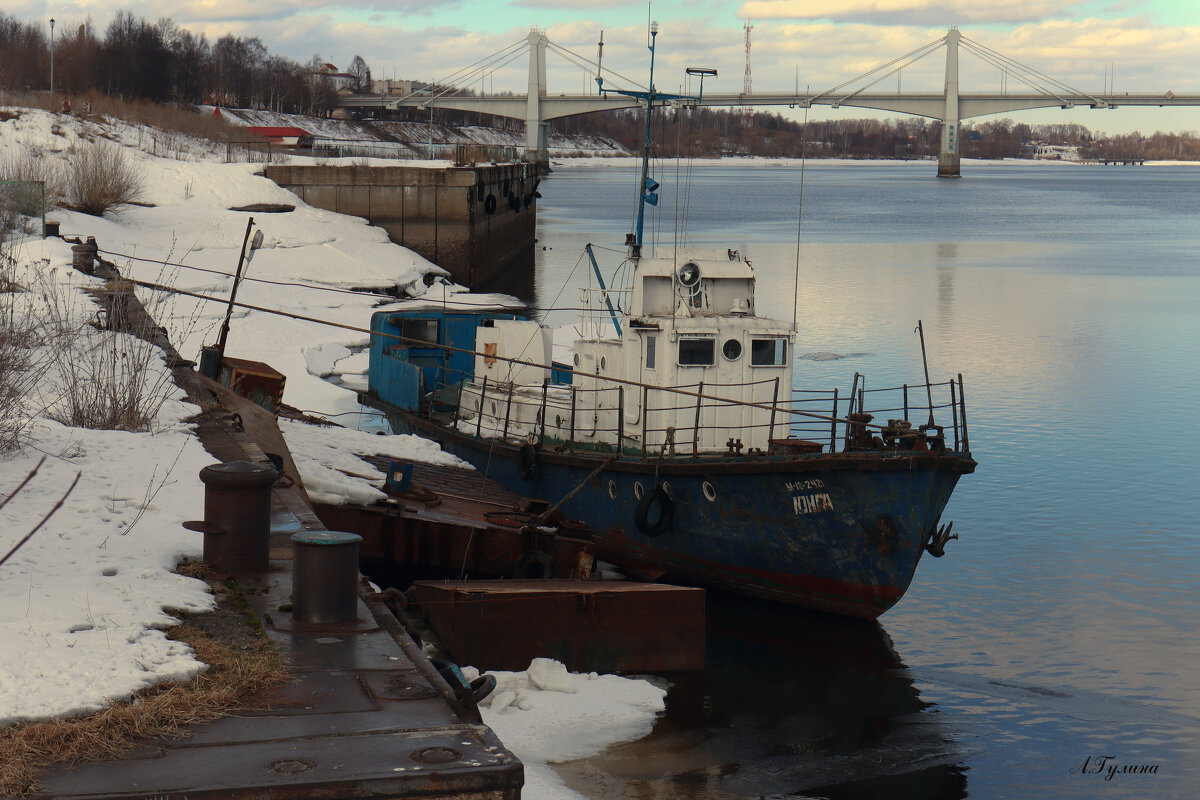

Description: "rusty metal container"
196 460 278 573
410 580 706 673
291 530 363 624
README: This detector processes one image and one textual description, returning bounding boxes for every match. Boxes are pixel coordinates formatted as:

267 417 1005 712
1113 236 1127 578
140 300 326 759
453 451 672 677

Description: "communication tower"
742 21 754 124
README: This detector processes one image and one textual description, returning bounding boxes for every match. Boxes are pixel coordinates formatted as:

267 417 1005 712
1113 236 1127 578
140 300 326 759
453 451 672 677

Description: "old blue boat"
361 28 976 618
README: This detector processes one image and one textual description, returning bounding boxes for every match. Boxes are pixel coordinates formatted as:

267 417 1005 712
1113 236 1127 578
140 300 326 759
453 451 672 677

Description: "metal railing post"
830 389 839 452
903 384 909 421
502 389 514 441
845 374 859 450
476 376 488 438
617 387 625 455
641 385 649 460
692 381 704 457
958 374 970 453
569 386 577 448
950 380 960 450
539 380 548 445
768 377 779 443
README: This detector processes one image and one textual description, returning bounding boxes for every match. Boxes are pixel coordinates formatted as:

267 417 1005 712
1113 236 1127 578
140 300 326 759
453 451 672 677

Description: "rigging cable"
115 271 889 429
792 88 811 334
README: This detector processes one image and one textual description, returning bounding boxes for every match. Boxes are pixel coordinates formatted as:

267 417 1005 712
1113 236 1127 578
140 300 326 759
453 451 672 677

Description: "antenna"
742 21 754 124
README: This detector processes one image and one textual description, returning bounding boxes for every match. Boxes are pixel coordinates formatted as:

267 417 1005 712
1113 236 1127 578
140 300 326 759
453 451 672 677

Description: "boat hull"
386 410 975 619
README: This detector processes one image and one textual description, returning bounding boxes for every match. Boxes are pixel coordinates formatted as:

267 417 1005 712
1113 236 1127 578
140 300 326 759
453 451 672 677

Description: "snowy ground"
0 106 664 798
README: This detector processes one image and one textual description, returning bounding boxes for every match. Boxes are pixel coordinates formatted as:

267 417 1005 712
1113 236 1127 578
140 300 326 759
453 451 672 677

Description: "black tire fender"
635 484 673 537
484 194 497 214
509 549 554 579
516 443 537 480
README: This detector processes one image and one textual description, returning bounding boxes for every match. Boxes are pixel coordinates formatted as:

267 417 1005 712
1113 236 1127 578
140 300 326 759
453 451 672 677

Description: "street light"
685 67 717 103
49 18 55 95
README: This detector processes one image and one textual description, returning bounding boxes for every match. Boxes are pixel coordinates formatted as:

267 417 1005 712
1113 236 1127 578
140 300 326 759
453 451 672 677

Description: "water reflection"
563 593 972 799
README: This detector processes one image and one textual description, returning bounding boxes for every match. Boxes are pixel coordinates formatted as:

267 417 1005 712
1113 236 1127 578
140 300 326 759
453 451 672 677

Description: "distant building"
1032 143 1081 160
370 79 424 98
313 63 355 92
246 126 310 146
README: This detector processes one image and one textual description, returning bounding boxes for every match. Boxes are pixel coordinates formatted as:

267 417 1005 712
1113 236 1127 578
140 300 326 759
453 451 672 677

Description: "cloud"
739 0 1084 26
511 0 640 8
49 0 452 27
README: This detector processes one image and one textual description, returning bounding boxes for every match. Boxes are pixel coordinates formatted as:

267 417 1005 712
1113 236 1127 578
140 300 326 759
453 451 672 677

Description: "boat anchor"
926 521 958 557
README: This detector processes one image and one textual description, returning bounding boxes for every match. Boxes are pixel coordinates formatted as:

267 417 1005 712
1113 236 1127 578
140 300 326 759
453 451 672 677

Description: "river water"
530 159 1200 799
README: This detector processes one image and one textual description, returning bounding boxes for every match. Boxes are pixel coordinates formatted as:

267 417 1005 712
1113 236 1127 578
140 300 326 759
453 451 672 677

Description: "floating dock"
410 580 706 674
32 364 523 799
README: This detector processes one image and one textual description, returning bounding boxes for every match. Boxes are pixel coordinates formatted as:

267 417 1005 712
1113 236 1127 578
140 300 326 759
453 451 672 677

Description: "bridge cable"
809 36 946 104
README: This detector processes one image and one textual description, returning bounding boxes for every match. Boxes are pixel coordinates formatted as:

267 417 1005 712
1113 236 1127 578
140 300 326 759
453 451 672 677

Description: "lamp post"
49 18 55 95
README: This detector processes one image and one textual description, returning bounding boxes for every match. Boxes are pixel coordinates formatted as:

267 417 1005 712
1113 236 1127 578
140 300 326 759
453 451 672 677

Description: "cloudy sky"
23 0 1200 133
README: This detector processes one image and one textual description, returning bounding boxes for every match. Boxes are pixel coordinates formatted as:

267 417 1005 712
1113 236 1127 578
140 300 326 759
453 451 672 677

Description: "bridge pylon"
525 29 549 168
938 27 962 178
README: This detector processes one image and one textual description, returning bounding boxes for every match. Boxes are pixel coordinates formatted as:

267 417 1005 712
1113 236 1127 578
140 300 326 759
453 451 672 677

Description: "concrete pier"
264 163 538 290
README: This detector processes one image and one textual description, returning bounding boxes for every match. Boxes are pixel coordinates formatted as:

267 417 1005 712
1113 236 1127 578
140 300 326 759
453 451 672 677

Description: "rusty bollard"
291 531 363 625
71 240 97 274
190 460 279 573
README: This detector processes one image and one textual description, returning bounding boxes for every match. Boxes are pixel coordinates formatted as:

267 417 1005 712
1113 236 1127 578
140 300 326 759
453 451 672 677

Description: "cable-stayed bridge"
340 28 1200 176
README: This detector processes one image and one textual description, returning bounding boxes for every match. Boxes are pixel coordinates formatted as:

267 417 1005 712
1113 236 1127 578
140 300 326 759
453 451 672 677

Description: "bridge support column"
938 27 962 178
525 29 549 168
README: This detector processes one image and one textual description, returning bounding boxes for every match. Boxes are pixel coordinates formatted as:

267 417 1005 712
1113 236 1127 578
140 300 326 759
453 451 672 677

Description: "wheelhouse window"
678 337 715 366
646 335 657 370
750 338 787 366
400 318 440 347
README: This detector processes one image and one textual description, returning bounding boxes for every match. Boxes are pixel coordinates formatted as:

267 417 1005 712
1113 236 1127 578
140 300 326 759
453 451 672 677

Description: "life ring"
509 549 554 579
517 443 538 480
635 484 673 537
484 194 497 214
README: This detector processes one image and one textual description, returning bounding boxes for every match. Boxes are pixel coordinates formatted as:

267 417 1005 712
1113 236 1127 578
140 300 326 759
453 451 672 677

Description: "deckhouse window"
750 338 787 366
400 319 439 347
646 335 657 370
678 337 715 366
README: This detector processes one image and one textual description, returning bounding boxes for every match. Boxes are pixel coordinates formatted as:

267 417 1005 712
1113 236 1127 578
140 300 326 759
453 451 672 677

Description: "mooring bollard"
291 531 363 625
191 460 279 573
70 241 96 274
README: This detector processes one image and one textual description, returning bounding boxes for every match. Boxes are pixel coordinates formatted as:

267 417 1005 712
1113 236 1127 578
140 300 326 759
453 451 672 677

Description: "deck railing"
416 360 970 460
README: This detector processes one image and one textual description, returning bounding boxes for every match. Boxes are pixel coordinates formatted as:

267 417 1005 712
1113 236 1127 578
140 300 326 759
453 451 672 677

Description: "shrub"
63 140 146 216
35 277 177 433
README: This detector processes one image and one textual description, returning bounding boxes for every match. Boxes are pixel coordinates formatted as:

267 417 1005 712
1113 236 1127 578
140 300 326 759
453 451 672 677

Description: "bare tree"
347 54 370 93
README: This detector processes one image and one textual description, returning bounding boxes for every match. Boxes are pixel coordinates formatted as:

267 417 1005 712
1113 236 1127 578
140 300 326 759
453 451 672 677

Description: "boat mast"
634 21 660 250
596 27 693 259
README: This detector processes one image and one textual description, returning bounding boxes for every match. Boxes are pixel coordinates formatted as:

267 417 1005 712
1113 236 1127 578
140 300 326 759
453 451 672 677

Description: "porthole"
574 353 580 366
634 482 645 500
702 481 717 501
555 414 564 428
600 356 607 370
490 401 497 415
607 480 618 500
722 339 742 361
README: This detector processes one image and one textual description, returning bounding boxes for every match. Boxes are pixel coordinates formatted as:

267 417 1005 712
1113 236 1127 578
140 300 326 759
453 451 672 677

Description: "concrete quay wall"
264 163 538 289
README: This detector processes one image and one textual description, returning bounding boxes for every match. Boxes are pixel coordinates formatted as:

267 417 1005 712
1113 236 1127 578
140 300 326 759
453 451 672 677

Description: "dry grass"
63 139 146 217
1 90 235 146
0 573 290 797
